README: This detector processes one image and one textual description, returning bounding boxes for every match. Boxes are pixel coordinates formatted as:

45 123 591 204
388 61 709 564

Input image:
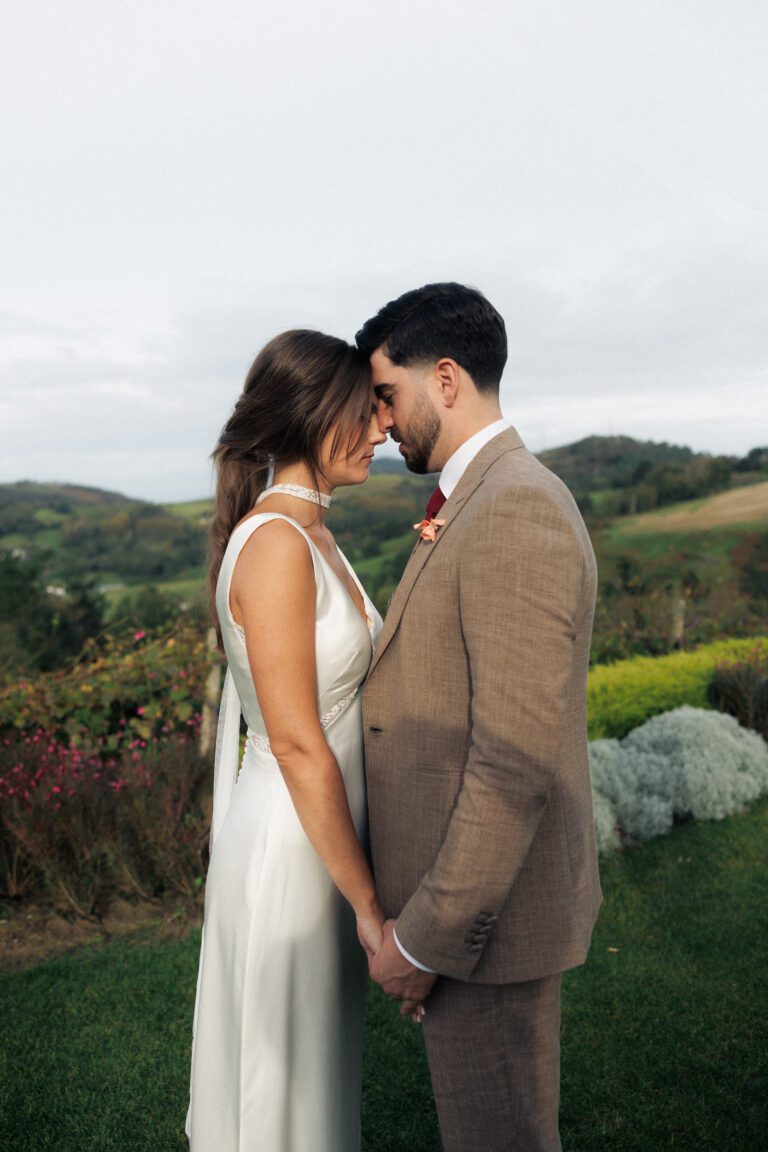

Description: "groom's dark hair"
355 282 507 393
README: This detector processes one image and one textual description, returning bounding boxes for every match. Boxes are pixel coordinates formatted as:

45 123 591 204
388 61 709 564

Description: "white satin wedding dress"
186 511 382 1152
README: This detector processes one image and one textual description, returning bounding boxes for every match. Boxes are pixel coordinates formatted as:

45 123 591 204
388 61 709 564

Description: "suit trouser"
422 972 562 1152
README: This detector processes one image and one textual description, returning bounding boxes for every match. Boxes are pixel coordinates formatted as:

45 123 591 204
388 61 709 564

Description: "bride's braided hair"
208 330 372 645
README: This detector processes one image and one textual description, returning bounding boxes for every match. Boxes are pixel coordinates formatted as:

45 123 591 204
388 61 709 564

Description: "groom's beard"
396 395 441 474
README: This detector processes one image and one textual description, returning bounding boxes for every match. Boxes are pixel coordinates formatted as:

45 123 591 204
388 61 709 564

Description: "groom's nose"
376 399 394 434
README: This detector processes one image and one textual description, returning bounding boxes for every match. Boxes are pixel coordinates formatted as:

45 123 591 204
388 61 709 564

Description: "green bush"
0 625 218 754
0 625 217 908
707 643 768 739
587 637 768 739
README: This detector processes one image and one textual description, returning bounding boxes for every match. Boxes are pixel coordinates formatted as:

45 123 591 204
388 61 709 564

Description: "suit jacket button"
368 726 383 734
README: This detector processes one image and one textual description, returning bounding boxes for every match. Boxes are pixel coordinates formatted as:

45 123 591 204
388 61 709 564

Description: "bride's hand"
402 999 426 1024
356 899 385 959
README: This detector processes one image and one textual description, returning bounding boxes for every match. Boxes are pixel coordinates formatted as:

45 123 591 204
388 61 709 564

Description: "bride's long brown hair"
208 329 372 643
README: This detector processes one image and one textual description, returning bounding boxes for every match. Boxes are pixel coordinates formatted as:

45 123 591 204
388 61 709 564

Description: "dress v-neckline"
322 547 374 640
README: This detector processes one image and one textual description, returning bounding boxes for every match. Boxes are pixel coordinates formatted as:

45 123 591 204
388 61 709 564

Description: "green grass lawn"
2 801 766 1151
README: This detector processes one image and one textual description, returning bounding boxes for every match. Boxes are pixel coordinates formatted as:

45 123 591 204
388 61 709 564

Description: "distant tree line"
0 554 105 675
0 483 205 584
328 474 433 560
540 438 768 522
57 504 204 580
2 441 766 675
590 529 768 663
0 554 193 677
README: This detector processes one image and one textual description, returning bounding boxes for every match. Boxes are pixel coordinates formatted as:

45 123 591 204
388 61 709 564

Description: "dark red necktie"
425 486 446 520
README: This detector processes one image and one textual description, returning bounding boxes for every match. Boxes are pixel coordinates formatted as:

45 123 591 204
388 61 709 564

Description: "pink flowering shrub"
0 724 211 912
0 625 219 754
0 626 217 912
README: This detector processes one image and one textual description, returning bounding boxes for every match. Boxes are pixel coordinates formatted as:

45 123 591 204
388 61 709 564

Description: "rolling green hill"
590 483 767 662
2 438 766 665
539 436 766 520
539 435 698 492
1 481 205 587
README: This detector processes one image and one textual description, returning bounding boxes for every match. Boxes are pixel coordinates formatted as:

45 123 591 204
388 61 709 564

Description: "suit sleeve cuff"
393 927 437 973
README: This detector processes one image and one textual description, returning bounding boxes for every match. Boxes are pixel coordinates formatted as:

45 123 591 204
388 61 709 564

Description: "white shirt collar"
439 417 512 499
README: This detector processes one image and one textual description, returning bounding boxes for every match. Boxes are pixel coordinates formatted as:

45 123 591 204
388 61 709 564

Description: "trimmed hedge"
587 637 768 740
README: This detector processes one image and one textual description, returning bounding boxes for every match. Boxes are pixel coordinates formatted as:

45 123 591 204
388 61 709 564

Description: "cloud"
1 1 767 499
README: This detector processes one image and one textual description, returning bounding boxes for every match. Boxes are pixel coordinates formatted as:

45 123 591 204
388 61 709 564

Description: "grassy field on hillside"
595 486 767 655
4 473 767 667
2 800 766 1151
598 520 756 581
612 479 768 535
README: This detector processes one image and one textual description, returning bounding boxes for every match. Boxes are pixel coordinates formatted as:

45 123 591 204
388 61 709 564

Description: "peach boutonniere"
413 517 446 543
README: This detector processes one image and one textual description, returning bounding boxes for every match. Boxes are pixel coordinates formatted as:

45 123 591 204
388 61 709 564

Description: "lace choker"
256 484 332 509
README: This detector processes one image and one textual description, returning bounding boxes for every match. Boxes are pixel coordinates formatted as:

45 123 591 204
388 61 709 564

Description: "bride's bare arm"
231 519 384 953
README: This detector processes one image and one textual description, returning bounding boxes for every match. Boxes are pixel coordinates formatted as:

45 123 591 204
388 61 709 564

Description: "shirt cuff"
393 927 436 973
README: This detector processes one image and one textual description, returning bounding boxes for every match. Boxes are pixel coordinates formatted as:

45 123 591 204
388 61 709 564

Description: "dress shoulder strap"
210 514 319 852
216 513 319 636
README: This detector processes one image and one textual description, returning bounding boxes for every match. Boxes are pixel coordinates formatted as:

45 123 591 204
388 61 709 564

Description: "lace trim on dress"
231 622 359 756
246 687 359 756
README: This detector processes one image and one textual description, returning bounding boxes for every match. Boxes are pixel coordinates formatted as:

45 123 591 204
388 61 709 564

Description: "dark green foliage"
590 525 767 663
734 446 768 474
0 627 216 904
109 584 180 634
707 645 768 740
328 472 433 558
1 802 766 1150
2 438 767 669
539 435 757 522
0 554 105 674
733 532 768 605
0 481 204 587
540 434 699 495
327 473 432 610
58 503 204 581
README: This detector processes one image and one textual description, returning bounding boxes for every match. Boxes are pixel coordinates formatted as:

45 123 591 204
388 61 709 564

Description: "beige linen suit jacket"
363 427 602 985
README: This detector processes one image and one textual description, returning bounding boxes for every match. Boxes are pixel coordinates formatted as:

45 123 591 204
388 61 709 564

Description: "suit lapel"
368 426 525 675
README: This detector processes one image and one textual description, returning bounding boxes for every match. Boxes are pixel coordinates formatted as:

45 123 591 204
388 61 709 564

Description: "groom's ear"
433 357 461 408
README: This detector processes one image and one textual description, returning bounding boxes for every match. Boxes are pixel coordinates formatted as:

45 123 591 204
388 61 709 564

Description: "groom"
357 283 602 1152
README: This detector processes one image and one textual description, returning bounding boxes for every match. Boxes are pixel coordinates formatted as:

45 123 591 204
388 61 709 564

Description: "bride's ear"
433 358 461 409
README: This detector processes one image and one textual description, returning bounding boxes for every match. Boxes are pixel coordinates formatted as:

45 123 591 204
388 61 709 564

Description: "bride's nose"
369 413 388 445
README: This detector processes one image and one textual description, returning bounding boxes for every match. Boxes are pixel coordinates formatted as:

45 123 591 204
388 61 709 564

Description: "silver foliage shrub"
589 781 621 855
589 706 768 852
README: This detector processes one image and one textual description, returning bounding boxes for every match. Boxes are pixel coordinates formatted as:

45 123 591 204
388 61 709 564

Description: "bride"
186 330 389 1151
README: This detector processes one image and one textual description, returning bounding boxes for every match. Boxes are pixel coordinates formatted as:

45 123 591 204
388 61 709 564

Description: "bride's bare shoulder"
232 516 314 588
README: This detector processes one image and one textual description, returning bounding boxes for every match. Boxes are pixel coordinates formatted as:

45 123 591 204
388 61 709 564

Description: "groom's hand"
370 920 437 1008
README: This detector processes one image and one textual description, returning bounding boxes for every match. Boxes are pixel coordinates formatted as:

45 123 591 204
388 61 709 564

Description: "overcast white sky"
1 0 767 502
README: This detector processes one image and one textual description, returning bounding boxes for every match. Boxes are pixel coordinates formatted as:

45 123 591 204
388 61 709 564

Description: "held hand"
401 999 427 1023
356 898 385 959
369 920 437 1006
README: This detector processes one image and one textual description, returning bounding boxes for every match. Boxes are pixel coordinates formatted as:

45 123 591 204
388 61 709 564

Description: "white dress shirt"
393 415 512 973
